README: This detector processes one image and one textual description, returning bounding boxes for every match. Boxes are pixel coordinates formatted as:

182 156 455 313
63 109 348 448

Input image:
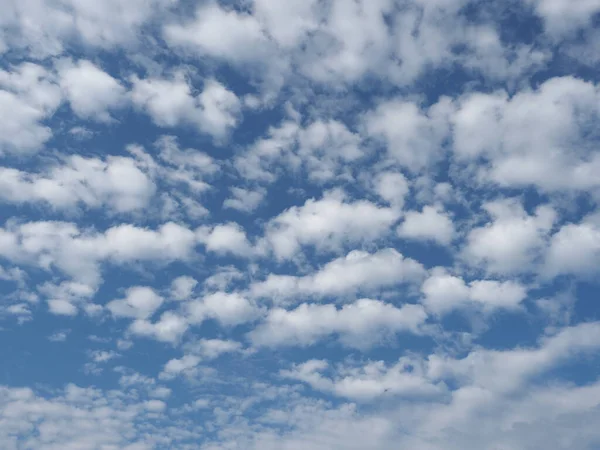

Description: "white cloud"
249 299 427 349
250 248 425 303
170 276 198 301
191 338 242 359
526 0 600 36
451 77 600 192
0 383 198 449
0 221 198 288
282 358 443 402
164 3 270 64
372 171 409 208
223 186 266 213
364 98 451 171
0 63 61 154
295 0 394 83
129 311 189 344
462 199 556 274
197 223 253 257
56 59 126 121
196 79 242 140
263 189 399 260
160 339 242 379
544 216 600 278
397 205 455 246
187 292 261 328
421 268 528 315
1 3 599 449
131 74 241 141
253 0 319 48
89 350 120 363
235 118 363 183
107 286 164 320
40 281 97 316
48 330 69 342
0 155 156 213
428 321 600 393
1 0 176 57
160 354 202 380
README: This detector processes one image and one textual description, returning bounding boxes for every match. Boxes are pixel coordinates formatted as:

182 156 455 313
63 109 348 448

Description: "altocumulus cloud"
1 1 600 449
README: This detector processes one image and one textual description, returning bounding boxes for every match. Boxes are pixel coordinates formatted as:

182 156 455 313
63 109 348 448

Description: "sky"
1 0 600 449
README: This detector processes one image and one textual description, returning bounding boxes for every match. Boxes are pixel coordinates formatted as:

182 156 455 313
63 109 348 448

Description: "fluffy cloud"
421 268 528 315
0 383 198 449
56 59 126 121
187 292 262 328
451 77 600 192
526 0 600 36
2 1 600 449
282 358 443 401
249 300 427 349
0 221 198 288
223 186 266 213
544 215 600 278
107 286 164 320
160 339 242 379
250 248 425 303
1 0 176 57
0 155 155 213
372 171 410 208
397 205 455 246
170 276 198 301
235 118 363 183
129 311 189 344
462 199 556 274
263 189 399 260
164 3 271 64
131 74 241 141
364 98 452 171
0 63 61 154
196 223 253 257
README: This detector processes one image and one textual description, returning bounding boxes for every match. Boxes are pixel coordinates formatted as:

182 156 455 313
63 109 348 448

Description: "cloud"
282 358 444 402
160 339 242 379
129 311 189 344
372 171 410 208
0 383 198 449
131 73 241 141
544 215 600 278
451 76 600 192
397 205 455 246
262 189 399 260
364 98 452 171
0 221 198 289
107 286 164 320
170 276 198 301
421 268 528 315
250 248 425 303
526 0 600 36
1 0 176 57
0 155 156 213
223 186 266 213
196 223 253 257
235 118 363 183
1 1 600 449
462 199 556 274
0 63 61 154
249 299 427 349
164 3 270 64
56 59 126 121
187 292 262 328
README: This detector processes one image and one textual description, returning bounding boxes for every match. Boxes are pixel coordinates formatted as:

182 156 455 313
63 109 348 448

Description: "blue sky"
1 0 600 449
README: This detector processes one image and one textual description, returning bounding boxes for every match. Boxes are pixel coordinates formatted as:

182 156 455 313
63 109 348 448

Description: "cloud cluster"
1 1 599 449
